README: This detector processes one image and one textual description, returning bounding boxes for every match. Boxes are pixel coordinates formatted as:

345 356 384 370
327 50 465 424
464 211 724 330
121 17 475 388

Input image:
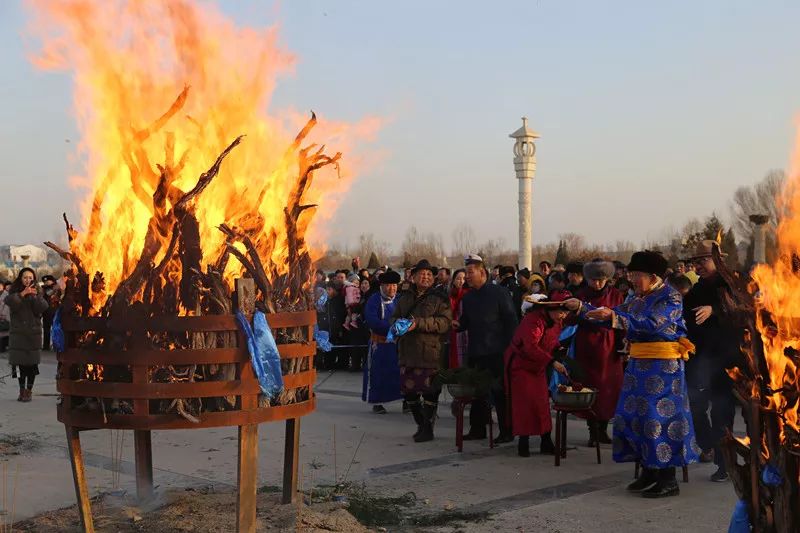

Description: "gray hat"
583 260 615 280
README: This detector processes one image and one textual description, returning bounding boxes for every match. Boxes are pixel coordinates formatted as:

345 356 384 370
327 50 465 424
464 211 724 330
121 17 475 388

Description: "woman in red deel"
504 294 570 457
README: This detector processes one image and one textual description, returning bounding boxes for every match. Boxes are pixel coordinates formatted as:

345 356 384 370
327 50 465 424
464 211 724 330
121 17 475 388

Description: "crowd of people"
316 242 741 499
1 247 740 501
0 268 63 401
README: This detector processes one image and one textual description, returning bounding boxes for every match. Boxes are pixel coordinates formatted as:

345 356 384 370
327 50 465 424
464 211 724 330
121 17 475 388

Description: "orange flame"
750 126 800 441
25 0 379 304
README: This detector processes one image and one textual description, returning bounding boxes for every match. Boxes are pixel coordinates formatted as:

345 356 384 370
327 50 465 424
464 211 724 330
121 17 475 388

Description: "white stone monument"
509 117 539 270
750 214 769 264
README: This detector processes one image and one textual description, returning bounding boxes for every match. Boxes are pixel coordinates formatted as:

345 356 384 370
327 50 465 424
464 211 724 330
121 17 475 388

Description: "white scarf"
378 288 395 320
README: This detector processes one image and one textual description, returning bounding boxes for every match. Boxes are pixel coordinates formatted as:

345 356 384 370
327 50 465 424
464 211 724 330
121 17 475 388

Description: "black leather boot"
518 436 530 457
596 420 612 444
539 432 555 455
414 400 438 443
627 466 658 492
587 420 598 447
408 399 424 440
642 467 679 498
463 399 487 440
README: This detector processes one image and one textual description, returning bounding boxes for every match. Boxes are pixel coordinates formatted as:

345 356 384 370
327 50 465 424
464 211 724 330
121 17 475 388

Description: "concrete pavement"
0 351 738 531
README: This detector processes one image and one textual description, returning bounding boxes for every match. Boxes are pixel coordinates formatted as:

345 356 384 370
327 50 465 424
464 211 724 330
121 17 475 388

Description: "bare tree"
532 242 558 267
558 232 588 259
355 233 391 264
451 223 477 256
401 226 444 263
730 169 785 242
477 237 510 266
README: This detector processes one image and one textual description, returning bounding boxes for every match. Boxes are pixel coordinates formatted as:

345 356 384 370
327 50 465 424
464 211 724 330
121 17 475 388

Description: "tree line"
318 170 785 271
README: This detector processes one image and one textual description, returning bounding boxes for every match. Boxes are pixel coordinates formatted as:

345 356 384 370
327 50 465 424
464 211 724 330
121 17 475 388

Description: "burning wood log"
50 95 330 421
714 241 800 533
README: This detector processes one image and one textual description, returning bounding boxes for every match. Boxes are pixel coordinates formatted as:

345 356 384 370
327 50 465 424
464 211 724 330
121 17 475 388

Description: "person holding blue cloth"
362 270 403 414
565 250 700 498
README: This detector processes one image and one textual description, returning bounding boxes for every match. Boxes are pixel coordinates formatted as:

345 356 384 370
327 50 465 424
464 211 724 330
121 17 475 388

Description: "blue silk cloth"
583 283 700 468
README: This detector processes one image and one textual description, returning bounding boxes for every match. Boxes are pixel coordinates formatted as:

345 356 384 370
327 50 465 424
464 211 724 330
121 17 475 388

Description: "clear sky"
1 0 799 252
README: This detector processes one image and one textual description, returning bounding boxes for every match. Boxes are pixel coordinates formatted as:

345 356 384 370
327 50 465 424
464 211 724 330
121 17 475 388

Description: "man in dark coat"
683 240 742 482
391 259 452 442
565 261 587 295
456 256 519 442
498 265 524 320
318 281 347 370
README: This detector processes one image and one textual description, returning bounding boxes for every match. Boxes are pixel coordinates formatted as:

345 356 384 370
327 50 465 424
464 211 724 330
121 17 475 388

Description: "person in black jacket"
683 241 743 482
318 282 347 369
455 257 519 443
498 265 524 320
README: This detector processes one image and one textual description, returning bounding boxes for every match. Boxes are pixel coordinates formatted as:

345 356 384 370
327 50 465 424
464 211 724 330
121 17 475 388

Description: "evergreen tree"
721 228 740 271
554 239 569 266
367 252 380 269
702 214 725 241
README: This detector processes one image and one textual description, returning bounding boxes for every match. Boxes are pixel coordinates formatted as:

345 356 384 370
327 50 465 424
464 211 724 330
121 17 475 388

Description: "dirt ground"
14 489 369 533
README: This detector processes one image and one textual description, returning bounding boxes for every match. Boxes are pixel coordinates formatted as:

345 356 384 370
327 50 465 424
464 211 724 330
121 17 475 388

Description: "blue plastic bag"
387 318 413 343
51 308 66 353
548 325 577 395
762 463 782 487
728 499 750 533
314 325 332 352
235 310 284 398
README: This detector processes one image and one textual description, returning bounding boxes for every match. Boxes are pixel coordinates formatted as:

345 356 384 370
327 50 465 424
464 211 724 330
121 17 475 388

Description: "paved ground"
0 351 739 531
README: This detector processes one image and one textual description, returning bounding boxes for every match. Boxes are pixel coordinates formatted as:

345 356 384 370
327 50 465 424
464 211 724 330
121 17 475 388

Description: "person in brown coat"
6 268 48 402
391 259 452 442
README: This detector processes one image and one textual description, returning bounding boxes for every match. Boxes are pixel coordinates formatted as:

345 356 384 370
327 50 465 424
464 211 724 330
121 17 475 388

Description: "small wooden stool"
451 396 494 452
635 463 689 482
553 405 601 466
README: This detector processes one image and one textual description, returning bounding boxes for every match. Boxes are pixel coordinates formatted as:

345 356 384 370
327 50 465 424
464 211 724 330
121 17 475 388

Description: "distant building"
8 244 48 263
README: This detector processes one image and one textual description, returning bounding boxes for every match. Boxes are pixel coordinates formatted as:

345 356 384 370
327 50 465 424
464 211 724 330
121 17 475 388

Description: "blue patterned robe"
583 283 700 468
362 291 403 404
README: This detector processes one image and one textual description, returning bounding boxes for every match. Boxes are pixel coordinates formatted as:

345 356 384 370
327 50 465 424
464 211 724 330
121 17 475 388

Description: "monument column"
509 117 539 270
750 214 769 265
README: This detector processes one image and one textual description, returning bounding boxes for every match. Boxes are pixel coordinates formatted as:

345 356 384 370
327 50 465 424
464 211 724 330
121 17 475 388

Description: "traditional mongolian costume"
570 260 625 445
362 272 403 408
578 251 699 498
504 295 570 456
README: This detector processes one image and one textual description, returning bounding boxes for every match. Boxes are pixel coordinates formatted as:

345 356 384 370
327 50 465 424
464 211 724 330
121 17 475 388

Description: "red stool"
553 405 601 466
451 396 494 452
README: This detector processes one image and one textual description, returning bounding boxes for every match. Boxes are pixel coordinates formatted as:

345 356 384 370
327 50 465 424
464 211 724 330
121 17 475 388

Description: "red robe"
572 285 624 420
504 309 562 436
449 287 469 368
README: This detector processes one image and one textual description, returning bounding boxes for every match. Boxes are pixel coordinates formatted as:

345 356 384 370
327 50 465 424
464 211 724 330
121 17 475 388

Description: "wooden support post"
750 398 761 533
134 430 154 502
283 418 300 504
237 424 259 533
236 278 259 533
65 426 95 533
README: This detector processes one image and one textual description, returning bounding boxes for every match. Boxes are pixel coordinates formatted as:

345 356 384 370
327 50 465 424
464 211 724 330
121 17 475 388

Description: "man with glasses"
683 240 742 482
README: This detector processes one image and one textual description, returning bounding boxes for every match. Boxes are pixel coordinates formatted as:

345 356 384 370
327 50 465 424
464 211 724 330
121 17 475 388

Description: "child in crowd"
547 272 571 300
668 274 693 297
343 273 363 330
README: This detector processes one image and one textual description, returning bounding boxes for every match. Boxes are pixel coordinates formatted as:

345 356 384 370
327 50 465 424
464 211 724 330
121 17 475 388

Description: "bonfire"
25 0 368 419
718 132 800 532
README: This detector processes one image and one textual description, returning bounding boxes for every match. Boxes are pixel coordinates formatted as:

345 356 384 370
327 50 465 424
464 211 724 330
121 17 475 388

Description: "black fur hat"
627 250 668 278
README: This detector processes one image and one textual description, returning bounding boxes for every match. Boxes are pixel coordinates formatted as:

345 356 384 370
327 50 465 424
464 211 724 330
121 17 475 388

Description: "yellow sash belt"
629 338 695 361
